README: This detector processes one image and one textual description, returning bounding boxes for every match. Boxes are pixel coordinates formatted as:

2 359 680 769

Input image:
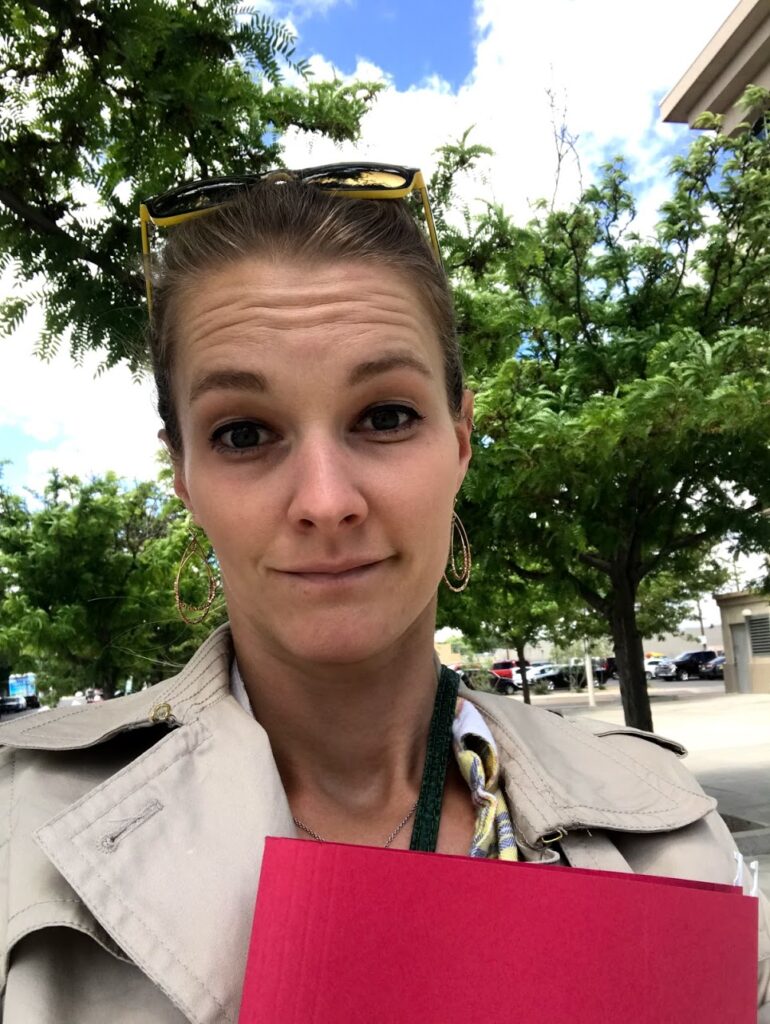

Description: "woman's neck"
231 607 441 828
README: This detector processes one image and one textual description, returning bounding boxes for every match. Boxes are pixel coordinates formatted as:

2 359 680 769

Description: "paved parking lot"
520 675 727 709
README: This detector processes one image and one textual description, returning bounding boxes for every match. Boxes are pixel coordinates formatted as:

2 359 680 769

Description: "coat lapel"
36 697 294 1024
462 689 715 850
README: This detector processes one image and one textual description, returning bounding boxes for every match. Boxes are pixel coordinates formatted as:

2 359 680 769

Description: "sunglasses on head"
139 162 441 314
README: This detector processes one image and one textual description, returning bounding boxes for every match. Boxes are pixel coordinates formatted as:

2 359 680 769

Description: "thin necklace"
290 659 458 853
293 798 419 849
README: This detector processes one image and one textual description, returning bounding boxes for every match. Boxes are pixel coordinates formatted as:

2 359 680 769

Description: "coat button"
149 701 174 724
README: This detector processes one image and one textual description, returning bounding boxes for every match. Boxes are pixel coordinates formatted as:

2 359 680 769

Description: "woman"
0 164 767 1022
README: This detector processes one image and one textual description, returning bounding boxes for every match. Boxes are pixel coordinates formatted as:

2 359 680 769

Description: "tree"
0 470 224 700
437 102 770 730
0 469 35 695
632 559 727 643
439 549 579 704
0 0 380 366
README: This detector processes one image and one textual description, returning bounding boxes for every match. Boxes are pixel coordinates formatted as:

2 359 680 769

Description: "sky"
1 0 739 539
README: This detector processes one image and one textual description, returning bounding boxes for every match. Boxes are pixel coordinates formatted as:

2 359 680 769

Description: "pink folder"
238 837 758 1023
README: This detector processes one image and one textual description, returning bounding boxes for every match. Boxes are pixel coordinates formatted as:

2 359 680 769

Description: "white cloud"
282 0 735 227
1 305 161 495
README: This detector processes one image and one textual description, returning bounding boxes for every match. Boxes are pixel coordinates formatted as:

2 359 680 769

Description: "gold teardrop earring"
443 509 472 592
174 531 219 625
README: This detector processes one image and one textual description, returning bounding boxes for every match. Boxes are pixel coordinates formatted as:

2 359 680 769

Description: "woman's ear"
159 429 195 519
455 389 474 487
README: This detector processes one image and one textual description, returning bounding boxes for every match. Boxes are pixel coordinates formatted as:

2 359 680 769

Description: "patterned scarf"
452 697 518 860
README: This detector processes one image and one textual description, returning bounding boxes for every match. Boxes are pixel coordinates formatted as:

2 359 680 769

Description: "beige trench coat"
1 624 768 1023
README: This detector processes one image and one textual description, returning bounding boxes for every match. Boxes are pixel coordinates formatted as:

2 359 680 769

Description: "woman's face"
169 257 473 665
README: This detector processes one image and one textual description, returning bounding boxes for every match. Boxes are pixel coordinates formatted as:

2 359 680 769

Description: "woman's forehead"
173 257 445 386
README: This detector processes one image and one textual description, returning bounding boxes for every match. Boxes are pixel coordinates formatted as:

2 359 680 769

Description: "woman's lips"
276 559 387 585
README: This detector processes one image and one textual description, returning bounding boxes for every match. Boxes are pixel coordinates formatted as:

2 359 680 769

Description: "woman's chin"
258 606 411 666
283 630 393 667
231 587 439 667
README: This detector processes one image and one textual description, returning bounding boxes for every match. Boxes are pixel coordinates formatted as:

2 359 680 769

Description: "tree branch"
507 558 551 583
561 568 609 617
639 527 712 579
0 187 142 292
566 225 596 343
577 550 612 574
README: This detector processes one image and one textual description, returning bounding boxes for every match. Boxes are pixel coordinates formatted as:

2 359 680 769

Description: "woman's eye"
357 404 422 435
210 421 273 451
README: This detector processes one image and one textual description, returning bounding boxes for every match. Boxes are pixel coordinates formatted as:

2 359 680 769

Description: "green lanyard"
409 666 460 853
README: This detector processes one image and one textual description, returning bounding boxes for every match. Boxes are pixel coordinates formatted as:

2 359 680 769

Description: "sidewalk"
559 690 770 899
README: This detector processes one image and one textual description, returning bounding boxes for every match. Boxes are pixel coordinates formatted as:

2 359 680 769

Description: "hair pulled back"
147 178 463 453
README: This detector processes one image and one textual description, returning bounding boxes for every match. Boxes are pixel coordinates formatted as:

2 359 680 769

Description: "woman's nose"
285 437 368 531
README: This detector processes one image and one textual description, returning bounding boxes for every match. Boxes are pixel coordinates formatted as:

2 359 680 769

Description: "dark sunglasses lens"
147 178 258 218
303 167 412 190
145 166 420 222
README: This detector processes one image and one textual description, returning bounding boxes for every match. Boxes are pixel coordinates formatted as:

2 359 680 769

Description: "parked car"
492 675 519 695
0 695 27 714
461 668 517 695
594 656 617 678
552 660 611 689
643 657 667 680
512 663 562 691
655 650 717 681
699 655 725 680
589 659 611 685
552 663 608 690
490 659 530 681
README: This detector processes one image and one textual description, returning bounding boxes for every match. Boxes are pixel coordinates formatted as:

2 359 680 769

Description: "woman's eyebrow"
189 354 431 402
347 352 433 386
189 369 268 403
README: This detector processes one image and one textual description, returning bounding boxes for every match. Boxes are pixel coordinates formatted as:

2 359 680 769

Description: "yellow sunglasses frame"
139 165 441 315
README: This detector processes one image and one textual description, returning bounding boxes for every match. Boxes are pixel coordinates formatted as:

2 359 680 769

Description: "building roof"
660 0 770 134
715 589 769 608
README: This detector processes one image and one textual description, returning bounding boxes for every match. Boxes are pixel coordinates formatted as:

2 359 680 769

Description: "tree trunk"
610 578 653 731
0 662 10 697
101 669 116 700
515 640 531 705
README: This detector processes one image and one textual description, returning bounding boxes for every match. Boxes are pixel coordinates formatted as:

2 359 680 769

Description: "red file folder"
238 837 758 1023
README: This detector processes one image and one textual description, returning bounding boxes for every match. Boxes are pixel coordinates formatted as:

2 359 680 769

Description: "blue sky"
0 428 44 495
2 0 738 499
288 0 478 91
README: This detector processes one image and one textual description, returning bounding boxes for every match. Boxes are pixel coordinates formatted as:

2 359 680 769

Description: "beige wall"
716 591 770 694
434 640 456 665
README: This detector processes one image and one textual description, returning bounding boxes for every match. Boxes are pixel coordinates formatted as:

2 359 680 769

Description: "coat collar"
12 628 714 1023
1 623 715 843
0 624 234 750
